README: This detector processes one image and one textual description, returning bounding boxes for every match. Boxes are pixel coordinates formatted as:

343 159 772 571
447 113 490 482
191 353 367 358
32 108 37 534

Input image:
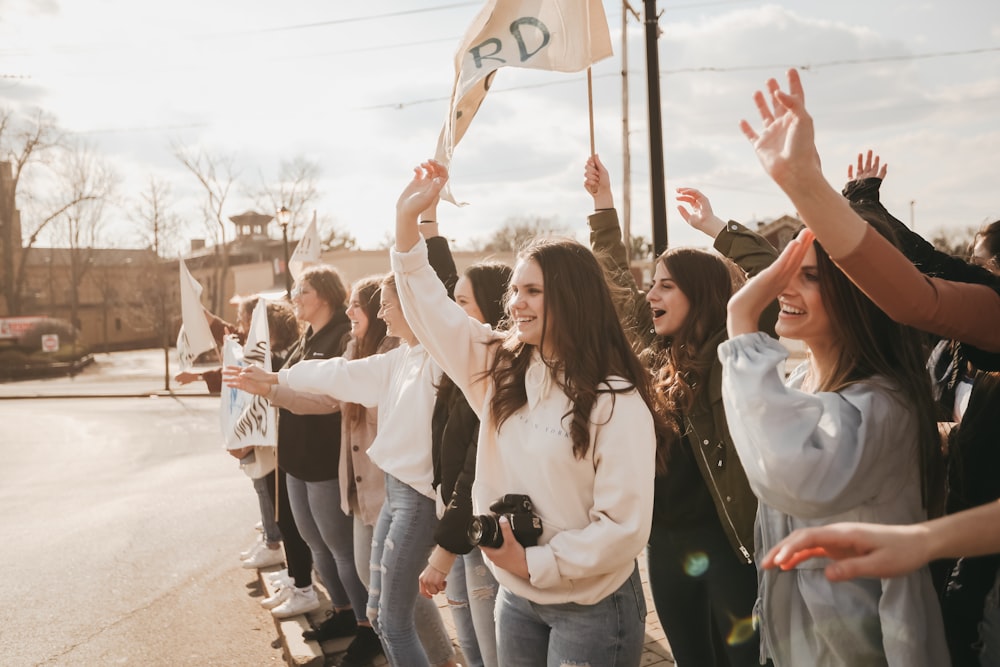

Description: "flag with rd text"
221 299 277 450
177 260 216 371
288 212 320 281
436 0 612 203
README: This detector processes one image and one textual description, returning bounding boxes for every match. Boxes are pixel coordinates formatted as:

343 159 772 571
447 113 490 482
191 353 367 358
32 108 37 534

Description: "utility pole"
622 1 634 261
643 0 668 256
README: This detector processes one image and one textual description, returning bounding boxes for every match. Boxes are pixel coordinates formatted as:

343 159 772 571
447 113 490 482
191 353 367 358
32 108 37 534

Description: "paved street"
1 349 682 666
2 390 284 665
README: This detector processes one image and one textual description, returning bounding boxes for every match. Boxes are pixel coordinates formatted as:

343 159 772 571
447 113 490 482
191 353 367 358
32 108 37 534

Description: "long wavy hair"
343 275 390 427
489 238 666 460
649 248 742 468
810 231 941 508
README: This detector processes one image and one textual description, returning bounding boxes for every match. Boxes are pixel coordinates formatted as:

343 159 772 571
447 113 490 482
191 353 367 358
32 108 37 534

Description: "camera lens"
468 515 503 548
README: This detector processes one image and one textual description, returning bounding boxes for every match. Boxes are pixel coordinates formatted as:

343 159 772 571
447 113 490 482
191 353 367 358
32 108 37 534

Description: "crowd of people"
195 70 1000 667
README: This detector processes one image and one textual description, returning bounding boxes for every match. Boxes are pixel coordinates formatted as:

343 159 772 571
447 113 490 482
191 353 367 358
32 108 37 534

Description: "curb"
0 390 217 400
258 566 380 667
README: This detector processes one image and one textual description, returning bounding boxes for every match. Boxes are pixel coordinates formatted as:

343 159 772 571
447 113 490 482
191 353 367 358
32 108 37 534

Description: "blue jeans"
252 473 281 545
447 548 499 667
368 474 452 667
495 563 646 667
286 474 368 621
356 513 455 664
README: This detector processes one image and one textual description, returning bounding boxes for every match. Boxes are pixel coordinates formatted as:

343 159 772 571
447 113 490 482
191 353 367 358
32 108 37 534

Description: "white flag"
177 260 216 371
436 0 612 204
221 299 277 450
288 211 320 281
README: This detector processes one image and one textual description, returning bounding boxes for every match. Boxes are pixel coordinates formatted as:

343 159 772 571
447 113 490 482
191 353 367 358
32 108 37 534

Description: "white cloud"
2 1 998 254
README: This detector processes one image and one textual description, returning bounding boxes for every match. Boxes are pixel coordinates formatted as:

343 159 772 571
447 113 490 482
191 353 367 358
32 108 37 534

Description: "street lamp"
277 206 292 298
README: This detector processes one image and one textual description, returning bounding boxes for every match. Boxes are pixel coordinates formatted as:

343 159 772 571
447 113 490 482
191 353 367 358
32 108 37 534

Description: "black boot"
338 625 384 667
302 609 358 642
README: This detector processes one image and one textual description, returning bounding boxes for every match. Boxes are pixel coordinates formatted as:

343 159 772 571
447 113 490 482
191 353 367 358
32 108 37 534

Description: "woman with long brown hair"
393 160 660 666
585 154 774 667
720 223 949 665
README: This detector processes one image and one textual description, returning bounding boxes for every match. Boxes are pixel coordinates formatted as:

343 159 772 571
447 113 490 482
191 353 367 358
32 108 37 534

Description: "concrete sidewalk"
0 348 215 399
257 554 676 667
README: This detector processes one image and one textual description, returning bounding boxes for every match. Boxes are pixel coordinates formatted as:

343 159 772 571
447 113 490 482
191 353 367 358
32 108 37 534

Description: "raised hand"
396 160 448 252
761 521 930 582
583 154 614 209
847 149 888 181
397 160 448 224
739 69 822 192
222 364 278 397
727 228 815 337
676 187 726 238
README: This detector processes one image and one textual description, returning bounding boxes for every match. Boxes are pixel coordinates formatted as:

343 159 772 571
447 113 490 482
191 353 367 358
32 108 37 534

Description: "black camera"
468 493 543 549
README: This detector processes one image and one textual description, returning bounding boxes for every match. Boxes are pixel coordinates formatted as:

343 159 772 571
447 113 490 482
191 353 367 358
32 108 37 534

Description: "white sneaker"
266 568 290 584
242 545 284 569
261 584 293 609
255 521 263 532
271 586 320 619
240 538 265 560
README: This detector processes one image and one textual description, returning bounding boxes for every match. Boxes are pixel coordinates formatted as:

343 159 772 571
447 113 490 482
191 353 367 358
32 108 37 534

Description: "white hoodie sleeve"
391 238 500 418
277 350 399 410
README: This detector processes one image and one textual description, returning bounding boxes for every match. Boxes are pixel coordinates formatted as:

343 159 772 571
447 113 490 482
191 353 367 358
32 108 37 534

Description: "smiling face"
508 258 548 352
454 275 486 324
291 278 327 327
646 261 691 337
775 243 833 346
377 285 415 345
345 287 370 340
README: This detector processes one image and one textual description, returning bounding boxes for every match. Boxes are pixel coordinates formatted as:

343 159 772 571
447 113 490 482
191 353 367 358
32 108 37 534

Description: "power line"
661 46 1000 75
234 2 481 35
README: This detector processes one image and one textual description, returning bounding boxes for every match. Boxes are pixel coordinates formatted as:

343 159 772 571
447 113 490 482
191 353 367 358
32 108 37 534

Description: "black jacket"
277 310 352 482
424 232 481 555
843 177 1000 371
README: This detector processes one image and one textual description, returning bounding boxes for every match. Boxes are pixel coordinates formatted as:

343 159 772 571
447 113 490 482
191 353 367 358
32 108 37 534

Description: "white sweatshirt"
276 342 440 500
392 238 655 605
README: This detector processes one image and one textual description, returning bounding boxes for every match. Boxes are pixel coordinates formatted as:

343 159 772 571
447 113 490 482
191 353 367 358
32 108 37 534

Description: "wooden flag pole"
587 67 596 157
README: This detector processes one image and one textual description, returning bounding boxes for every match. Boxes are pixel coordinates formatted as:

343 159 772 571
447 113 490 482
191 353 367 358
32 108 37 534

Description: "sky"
1 0 999 255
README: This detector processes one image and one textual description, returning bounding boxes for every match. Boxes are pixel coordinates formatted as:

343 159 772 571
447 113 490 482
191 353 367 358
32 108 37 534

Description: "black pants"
264 468 313 588
647 516 765 667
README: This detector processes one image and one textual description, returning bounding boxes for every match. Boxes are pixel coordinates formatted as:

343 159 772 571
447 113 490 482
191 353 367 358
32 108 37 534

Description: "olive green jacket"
588 209 779 561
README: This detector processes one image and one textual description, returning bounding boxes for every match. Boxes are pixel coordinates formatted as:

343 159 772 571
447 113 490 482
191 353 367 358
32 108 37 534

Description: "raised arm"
393 160 499 414
583 154 653 348
741 69 1000 353
678 186 781 335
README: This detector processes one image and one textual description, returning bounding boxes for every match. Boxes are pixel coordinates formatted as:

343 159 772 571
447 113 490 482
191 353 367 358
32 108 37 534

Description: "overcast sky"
2 0 998 254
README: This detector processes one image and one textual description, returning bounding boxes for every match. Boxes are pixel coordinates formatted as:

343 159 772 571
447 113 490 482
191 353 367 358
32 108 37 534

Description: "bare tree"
929 225 979 258
322 224 357 251
174 145 238 314
130 176 182 388
476 215 568 253
1 107 108 315
249 156 322 238
48 143 119 329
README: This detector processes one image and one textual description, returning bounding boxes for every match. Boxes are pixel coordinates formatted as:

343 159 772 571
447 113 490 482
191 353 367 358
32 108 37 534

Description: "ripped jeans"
446 547 499 667
368 474 453 667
